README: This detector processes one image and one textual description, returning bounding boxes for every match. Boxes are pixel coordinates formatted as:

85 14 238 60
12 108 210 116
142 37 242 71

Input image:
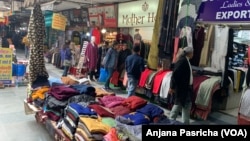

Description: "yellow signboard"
0 48 12 84
52 13 67 31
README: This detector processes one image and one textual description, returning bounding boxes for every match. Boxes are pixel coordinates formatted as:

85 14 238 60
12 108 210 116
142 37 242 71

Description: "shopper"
125 45 145 97
22 33 30 59
134 35 145 59
62 40 72 76
102 41 119 90
117 42 132 88
96 41 109 79
168 46 194 125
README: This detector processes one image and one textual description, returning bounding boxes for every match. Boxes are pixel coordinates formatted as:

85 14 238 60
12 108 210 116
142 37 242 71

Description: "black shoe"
103 87 112 90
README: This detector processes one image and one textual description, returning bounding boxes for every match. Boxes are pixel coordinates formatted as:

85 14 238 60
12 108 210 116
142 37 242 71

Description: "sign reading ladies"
197 0 250 22
118 0 159 27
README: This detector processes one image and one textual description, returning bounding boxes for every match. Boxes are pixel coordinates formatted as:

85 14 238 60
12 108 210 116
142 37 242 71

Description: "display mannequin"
85 36 99 81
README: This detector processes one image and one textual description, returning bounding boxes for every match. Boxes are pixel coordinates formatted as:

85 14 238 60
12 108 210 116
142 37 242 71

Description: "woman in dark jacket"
62 40 72 76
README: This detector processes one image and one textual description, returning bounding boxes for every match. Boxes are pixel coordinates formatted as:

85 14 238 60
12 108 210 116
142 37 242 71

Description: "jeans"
127 77 138 97
62 66 70 76
24 46 29 59
169 102 192 125
104 68 114 88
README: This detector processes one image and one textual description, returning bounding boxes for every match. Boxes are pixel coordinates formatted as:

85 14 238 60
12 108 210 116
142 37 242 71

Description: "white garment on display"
159 72 173 98
176 4 197 26
180 26 193 48
211 25 229 71
239 88 250 117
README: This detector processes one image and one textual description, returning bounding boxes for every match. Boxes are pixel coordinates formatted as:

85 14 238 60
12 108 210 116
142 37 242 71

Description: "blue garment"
69 103 97 116
64 47 72 60
136 103 164 120
70 84 96 97
122 112 150 125
125 54 145 80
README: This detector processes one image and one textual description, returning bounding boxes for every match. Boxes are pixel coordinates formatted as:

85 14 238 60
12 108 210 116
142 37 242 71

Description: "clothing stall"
23 4 186 141
135 0 226 120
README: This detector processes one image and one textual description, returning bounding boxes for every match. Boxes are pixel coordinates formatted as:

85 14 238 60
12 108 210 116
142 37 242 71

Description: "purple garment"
48 85 80 100
85 43 98 70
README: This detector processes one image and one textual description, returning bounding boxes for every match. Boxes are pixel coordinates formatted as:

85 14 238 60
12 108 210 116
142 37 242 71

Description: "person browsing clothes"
125 45 145 97
62 40 72 76
168 46 194 125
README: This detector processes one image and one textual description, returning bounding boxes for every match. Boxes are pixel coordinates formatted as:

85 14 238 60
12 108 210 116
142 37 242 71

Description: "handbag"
99 68 108 82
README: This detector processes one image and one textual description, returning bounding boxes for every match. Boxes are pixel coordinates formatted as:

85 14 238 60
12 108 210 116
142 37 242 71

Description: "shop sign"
88 5 117 27
52 13 67 31
197 0 250 22
41 2 54 11
118 0 159 27
23 0 52 8
0 48 12 85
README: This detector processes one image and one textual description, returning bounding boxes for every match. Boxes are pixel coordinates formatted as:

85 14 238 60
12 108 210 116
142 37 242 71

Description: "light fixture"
86 32 90 36
101 28 106 34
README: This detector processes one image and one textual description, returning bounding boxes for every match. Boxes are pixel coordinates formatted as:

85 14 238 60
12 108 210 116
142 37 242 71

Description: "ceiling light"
101 28 106 34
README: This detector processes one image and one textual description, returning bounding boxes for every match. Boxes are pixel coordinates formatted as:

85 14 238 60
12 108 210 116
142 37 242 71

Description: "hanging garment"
199 25 215 66
138 68 153 88
159 71 173 98
152 70 171 95
147 0 165 69
181 0 202 13
190 27 205 66
176 4 197 31
145 71 158 90
28 4 49 85
211 26 229 87
92 28 101 45
158 0 180 58
239 88 250 118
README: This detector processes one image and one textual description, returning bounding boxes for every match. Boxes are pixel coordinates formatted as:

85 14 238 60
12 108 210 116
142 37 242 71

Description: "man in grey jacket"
103 42 119 90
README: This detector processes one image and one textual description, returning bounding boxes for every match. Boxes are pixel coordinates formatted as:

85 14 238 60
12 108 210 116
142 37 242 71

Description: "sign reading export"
118 0 159 27
197 0 250 22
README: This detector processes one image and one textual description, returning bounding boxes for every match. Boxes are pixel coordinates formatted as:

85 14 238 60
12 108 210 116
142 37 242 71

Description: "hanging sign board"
88 5 117 27
52 13 67 31
197 0 250 22
118 0 159 27
0 48 12 85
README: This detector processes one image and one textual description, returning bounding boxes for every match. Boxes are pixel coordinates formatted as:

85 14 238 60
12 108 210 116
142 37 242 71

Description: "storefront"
117 0 159 60
195 0 250 113
88 4 118 45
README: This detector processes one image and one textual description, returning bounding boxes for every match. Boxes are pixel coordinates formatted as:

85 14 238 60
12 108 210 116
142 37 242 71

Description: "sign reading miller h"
197 0 250 22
